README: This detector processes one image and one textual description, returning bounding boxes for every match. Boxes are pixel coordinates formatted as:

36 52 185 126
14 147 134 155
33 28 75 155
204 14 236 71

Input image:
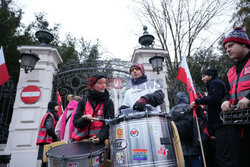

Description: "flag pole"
173 77 178 90
194 108 207 167
61 103 64 114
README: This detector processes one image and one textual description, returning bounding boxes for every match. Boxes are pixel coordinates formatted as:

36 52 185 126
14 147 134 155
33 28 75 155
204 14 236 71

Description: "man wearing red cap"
221 27 250 167
119 63 165 112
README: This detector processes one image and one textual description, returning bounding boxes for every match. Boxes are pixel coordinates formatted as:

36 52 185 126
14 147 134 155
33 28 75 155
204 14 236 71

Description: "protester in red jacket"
221 27 250 167
37 101 59 167
73 74 114 143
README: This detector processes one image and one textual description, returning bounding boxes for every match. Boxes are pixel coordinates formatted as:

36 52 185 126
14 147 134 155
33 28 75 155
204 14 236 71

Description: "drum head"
47 142 106 159
112 109 170 125
120 107 153 115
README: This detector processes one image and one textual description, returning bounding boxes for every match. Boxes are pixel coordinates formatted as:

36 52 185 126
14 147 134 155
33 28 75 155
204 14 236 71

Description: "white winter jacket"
122 79 164 112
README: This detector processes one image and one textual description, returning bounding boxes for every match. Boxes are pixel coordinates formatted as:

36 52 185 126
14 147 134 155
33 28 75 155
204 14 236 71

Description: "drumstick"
80 138 92 143
81 116 110 125
90 117 110 125
91 117 104 121
81 116 104 121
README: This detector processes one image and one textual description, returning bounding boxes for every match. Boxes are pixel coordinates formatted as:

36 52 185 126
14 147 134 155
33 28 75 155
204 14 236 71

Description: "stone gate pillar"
4 45 62 167
131 26 170 112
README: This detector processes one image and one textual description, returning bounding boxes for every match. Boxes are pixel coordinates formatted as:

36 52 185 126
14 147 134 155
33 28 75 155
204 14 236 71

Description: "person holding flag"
0 46 9 86
170 92 203 167
190 69 230 167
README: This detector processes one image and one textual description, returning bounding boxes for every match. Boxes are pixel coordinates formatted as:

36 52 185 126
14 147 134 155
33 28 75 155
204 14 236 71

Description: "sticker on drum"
100 153 105 163
132 149 148 160
68 162 79 167
149 125 160 135
130 128 139 138
116 127 124 139
157 146 168 156
92 155 99 166
114 139 127 151
116 152 125 164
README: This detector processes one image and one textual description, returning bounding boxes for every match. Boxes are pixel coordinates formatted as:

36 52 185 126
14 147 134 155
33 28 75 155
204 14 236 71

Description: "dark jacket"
170 92 201 156
44 101 59 142
195 77 226 135
37 101 59 160
73 89 114 143
45 111 59 141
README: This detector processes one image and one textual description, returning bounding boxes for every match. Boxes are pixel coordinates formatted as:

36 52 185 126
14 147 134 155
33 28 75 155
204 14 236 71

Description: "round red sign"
20 85 41 104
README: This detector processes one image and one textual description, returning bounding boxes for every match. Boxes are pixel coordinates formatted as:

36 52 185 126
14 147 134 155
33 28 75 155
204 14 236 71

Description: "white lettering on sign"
21 92 40 97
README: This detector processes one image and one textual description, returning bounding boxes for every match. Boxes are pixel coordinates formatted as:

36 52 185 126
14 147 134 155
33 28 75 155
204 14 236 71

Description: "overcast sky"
14 0 143 61
14 0 235 62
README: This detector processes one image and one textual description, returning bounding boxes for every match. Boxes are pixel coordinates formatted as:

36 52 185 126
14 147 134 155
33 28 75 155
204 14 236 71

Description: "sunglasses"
130 68 141 73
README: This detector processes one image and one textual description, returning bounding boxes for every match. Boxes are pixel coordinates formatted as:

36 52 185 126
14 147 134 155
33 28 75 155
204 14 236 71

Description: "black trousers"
215 126 234 167
206 138 216 167
37 144 47 167
215 126 250 167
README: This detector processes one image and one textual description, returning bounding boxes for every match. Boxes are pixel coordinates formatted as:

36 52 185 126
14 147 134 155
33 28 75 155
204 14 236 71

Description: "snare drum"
109 109 178 167
46 141 106 167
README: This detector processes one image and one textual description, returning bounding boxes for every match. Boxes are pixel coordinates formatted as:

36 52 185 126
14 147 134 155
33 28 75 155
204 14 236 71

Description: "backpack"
171 104 193 140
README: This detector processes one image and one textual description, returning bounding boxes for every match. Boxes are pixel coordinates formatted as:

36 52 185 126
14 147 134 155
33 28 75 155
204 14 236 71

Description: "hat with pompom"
130 63 145 75
223 27 250 48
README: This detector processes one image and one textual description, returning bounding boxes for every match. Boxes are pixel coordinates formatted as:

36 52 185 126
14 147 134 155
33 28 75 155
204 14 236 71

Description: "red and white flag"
57 91 64 117
176 56 197 103
0 46 9 86
176 56 210 138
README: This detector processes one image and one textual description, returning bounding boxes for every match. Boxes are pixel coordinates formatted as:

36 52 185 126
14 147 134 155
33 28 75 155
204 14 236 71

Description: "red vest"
227 58 250 105
36 112 57 145
72 99 104 141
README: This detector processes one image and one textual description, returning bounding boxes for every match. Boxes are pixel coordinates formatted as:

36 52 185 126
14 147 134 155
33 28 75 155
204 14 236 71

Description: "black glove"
53 136 59 142
133 97 147 111
195 98 202 104
119 105 129 111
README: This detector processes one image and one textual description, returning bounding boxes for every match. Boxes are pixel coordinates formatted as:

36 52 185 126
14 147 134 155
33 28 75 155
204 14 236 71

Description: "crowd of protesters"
36 26 250 167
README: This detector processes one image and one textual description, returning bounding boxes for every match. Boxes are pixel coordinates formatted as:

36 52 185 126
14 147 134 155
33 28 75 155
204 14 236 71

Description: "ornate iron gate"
0 77 17 144
52 60 131 113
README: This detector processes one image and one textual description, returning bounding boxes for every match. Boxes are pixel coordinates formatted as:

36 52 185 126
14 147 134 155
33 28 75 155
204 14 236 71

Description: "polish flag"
176 56 210 138
0 46 9 86
176 56 197 103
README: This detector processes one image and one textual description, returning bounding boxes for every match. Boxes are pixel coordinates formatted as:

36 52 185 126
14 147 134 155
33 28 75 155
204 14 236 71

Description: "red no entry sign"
20 85 41 104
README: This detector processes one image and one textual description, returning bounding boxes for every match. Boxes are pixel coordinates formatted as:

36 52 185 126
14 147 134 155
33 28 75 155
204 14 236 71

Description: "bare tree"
134 0 234 78
133 0 235 106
